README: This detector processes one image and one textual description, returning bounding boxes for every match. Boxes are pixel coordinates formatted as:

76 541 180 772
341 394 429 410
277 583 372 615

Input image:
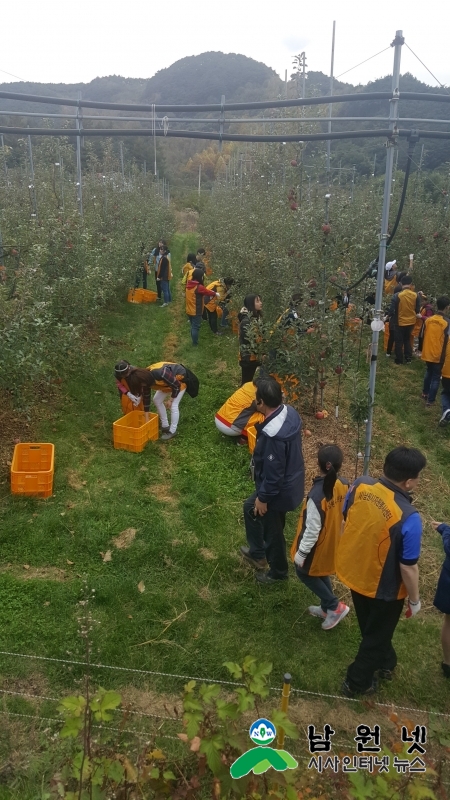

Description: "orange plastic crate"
113 410 159 453
128 288 157 304
247 426 257 453
11 443 55 498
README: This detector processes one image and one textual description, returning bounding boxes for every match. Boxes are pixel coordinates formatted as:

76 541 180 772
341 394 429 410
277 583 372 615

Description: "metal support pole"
285 69 288 99
351 165 356 201
326 21 336 183
302 52 306 99
219 94 225 153
75 93 83 216
27 134 38 217
0 134 7 181
363 30 404 474
373 154 377 177
276 674 292 749
198 163 201 197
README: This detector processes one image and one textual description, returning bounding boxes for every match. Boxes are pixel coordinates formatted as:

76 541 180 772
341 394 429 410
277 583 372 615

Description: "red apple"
308 299 317 307
319 380 327 388
304 429 312 437
322 223 331 234
433 232 439 239
290 159 298 167
11 248 18 256
290 202 298 210
335 366 343 375
13 437 21 445
315 411 325 419
308 279 317 288
330 275 338 283
306 327 315 334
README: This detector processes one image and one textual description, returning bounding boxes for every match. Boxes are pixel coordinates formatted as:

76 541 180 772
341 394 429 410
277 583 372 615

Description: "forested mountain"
0 52 448 184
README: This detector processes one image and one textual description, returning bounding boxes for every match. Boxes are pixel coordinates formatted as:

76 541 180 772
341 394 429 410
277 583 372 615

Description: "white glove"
405 598 421 618
126 392 141 407
294 551 306 568
216 292 221 297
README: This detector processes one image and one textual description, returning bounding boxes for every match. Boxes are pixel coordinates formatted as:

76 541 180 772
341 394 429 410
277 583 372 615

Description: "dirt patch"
198 548 217 560
112 527 137 549
146 484 174 503
67 470 86 491
0 565 69 581
212 359 228 375
162 331 179 362
174 209 199 233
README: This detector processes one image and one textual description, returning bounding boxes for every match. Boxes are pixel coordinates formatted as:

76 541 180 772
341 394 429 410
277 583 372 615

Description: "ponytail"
318 444 344 501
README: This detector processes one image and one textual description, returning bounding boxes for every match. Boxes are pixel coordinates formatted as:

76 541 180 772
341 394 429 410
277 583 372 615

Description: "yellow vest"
421 314 449 363
291 477 348 576
215 382 264 432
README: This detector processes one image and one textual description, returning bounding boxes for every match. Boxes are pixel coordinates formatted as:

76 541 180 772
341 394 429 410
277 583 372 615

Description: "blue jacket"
253 405 304 511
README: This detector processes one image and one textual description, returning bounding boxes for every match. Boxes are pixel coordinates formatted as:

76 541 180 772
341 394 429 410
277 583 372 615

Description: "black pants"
346 591 404 692
134 267 148 289
394 324 414 363
243 490 288 579
155 272 162 299
207 309 218 333
240 360 260 386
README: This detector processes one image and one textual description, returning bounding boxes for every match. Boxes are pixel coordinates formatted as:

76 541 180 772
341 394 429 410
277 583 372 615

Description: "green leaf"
60 716 84 739
223 661 242 679
235 687 255 713
150 767 160 779
90 688 121 721
270 710 299 740
57 695 86 717
163 770 177 781
242 656 257 674
199 683 221 704
184 680 196 693
184 697 203 712
216 699 239 720
106 759 125 783
199 738 223 775
184 711 202 738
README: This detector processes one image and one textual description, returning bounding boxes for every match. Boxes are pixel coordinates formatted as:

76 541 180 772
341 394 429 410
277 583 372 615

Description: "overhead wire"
404 43 450 95
336 47 391 80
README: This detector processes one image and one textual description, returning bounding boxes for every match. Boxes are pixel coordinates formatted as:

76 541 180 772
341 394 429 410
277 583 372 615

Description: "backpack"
182 366 200 398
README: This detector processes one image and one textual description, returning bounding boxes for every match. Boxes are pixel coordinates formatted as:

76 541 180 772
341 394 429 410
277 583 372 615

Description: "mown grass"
0 234 449 730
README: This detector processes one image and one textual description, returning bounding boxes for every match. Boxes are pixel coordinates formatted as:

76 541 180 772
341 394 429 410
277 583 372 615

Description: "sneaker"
160 431 176 441
235 436 248 446
442 662 450 678
239 546 268 570
439 410 450 427
378 668 394 681
255 571 288 585
425 402 434 409
341 678 378 698
308 605 327 619
321 602 350 630
421 393 428 400
161 427 170 434
385 353 391 358
160 303 168 307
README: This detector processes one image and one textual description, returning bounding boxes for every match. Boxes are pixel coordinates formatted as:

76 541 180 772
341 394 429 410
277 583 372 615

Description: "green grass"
0 234 448 724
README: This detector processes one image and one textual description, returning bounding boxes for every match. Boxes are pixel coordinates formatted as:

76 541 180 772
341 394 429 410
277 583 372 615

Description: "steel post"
76 93 83 216
326 21 336 183
363 30 404 474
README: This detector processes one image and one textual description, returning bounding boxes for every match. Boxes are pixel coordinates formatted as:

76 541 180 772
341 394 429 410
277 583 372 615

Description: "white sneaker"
160 303 168 307
308 605 327 619
321 602 350 630
439 410 450 427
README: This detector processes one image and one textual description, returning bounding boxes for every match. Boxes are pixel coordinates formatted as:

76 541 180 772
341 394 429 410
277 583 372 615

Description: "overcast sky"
1 0 449 91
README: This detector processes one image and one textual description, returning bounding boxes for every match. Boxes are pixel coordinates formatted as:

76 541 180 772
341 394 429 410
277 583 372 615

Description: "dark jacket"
437 524 450 574
157 255 171 281
253 404 304 511
238 308 260 363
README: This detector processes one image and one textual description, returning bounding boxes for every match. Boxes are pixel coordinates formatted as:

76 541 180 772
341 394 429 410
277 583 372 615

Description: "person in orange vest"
114 361 144 415
215 379 265 443
114 360 189 440
181 253 196 287
204 277 234 335
292 444 350 630
420 296 450 407
336 446 426 697
383 260 398 295
439 335 450 426
390 276 421 364
185 268 219 345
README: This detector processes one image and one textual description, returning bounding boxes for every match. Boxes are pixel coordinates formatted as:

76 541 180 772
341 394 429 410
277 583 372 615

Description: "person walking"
149 240 164 299
157 246 172 307
430 520 450 679
439 335 450 426
239 294 263 385
240 378 305 584
185 267 219 346
421 295 450 408
292 444 350 630
336 447 426 697
390 276 421 364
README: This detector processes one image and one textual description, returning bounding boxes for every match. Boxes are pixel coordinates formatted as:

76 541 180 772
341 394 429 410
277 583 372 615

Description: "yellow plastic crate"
11 443 55 498
127 288 157 304
113 410 159 453
246 426 257 453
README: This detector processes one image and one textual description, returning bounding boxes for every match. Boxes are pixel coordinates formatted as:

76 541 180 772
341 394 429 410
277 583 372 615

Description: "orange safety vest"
147 362 187 393
441 339 450 378
205 280 226 312
185 282 207 316
396 289 419 327
291 476 349 576
118 377 144 414
421 314 449 364
215 382 264 434
336 476 419 601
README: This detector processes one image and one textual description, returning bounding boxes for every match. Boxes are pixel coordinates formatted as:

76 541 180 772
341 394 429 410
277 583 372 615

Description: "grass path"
0 234 448 718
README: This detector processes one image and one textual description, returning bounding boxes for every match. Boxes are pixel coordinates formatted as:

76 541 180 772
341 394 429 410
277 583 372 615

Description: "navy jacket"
437 524 450 572
253 405 304 511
